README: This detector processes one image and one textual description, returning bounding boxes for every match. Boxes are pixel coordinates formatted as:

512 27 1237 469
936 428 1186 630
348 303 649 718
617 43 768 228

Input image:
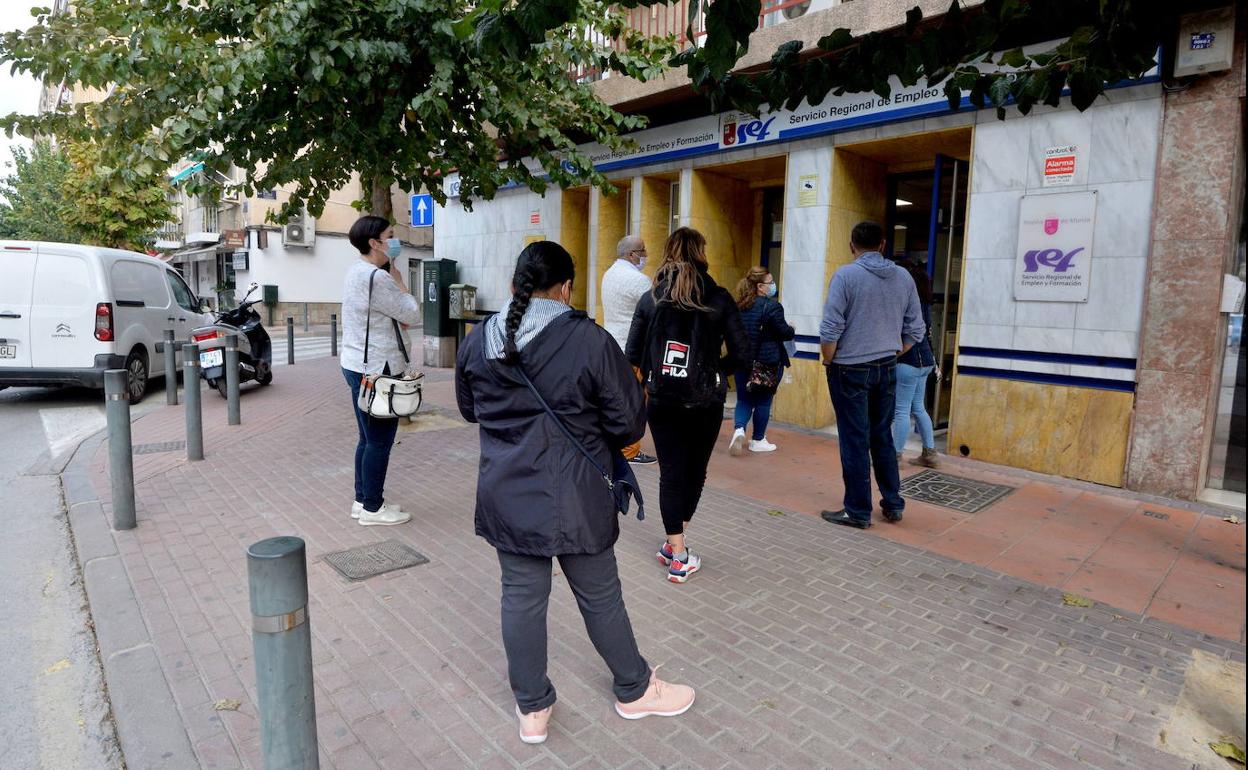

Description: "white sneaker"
353 500 397 519
749 438 777 453
729 428 746 456
358 503 410 526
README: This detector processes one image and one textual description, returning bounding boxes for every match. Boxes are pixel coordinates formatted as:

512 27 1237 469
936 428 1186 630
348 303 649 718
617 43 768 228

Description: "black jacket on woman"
738 295 795 369
455 311 645 557
625 268 750 409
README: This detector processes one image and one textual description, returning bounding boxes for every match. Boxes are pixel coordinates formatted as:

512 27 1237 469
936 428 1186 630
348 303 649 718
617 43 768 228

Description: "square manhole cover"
324 539 429 581
133 441 186 455
901 470 1015 514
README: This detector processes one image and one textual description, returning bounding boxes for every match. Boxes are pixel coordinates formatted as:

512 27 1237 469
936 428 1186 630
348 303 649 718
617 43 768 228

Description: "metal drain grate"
1142 510 1170 520
901 470 1015 514
133 441 187 455
323 539 429 581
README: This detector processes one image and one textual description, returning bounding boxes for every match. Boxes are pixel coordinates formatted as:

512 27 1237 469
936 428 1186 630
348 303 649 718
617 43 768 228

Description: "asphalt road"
0 382 150 770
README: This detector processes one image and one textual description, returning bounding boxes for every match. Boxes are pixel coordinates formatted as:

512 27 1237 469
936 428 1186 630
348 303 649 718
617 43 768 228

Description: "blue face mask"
765 282 778 297
385 238 402 259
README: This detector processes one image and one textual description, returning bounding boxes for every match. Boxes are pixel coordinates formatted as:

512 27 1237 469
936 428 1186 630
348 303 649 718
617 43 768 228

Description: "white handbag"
355 269 423 418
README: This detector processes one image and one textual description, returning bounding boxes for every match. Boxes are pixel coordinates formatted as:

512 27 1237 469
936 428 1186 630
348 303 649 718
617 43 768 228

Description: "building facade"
435 2 1246 505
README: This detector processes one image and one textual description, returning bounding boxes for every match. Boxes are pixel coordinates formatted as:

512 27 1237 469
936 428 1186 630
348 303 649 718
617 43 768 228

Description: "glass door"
929 155 968 429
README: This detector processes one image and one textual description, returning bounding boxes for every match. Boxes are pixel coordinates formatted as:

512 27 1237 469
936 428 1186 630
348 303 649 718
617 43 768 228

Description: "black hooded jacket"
455 310 645 557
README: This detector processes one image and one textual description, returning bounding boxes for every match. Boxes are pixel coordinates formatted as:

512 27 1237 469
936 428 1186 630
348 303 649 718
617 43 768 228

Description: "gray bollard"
182 343 204 461
330 314 337 358
104 370 136 531
248 537 319 769
225 335 241 426
286 317 294 366
163 329 178 406
302 303 309 333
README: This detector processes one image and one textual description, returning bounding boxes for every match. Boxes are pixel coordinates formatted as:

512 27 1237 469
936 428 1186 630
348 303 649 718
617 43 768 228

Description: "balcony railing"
573 0 837 83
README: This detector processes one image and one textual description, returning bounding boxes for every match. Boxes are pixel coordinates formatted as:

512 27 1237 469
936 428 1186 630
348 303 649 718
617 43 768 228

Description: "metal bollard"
302 303 309 332
248 537 319 769
182 343 204 461
330 314 337 358
104 370 136 530
163 329 178 406
225 335 241 426
286 317 295 366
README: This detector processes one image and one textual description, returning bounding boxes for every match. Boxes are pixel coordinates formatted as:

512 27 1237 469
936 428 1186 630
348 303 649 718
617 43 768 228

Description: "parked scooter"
190 283 273 398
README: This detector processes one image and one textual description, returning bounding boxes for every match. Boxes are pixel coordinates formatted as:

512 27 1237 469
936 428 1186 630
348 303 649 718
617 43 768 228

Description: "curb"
62 430 198 770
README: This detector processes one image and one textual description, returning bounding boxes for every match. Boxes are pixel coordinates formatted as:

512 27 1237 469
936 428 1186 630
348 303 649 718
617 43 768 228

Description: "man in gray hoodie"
819 221 926 529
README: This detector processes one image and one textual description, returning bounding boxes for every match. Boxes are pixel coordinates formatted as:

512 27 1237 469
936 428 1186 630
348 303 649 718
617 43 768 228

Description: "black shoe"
629 452 658 466
820 510 872 529
882 509 903 523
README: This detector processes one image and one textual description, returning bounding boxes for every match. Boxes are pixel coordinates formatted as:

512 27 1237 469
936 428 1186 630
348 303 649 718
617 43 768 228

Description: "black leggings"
647 402 723 537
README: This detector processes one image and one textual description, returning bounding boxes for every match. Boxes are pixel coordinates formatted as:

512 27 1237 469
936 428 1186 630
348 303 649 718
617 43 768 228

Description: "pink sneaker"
657 540 674 566
516 705 551 744
615 669 695 720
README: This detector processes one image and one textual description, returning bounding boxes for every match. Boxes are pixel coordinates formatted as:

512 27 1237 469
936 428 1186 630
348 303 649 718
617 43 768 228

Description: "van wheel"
125 349 148 404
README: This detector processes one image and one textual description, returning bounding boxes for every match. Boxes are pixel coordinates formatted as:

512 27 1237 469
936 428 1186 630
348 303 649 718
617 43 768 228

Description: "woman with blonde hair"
626 228 749 583
730 266 795 455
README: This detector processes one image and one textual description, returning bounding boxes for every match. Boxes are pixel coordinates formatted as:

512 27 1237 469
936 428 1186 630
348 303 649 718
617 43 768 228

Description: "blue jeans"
733 371 776 441
826 358 904 522
343 368 400 513
893 363 936 452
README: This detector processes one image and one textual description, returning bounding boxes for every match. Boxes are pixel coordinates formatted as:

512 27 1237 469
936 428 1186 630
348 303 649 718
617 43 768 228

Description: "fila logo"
660 341 689 378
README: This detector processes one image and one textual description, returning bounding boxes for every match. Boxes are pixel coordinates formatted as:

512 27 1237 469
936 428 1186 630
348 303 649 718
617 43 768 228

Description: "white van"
0 241 213 403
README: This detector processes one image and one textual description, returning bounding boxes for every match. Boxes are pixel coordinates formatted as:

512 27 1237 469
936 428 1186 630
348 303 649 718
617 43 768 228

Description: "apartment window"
669 182 681 234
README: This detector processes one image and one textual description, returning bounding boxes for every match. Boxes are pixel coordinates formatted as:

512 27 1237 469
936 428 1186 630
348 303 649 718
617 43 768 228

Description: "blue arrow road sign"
410 194 434 228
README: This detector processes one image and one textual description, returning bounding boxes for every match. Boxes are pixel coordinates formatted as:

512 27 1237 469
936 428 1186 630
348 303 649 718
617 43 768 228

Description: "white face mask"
637 256 647 269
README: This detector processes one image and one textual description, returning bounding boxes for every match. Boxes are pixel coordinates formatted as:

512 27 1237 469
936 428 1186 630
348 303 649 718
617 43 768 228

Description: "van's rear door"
30 249 102 369
0 243 37 368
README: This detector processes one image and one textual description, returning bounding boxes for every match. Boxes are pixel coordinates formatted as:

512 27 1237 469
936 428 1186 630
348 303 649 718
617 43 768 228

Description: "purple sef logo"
1023 247 1083 273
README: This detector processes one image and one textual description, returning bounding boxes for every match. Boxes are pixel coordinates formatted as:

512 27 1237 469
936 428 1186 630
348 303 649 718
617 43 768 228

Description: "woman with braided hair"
455 241 696 746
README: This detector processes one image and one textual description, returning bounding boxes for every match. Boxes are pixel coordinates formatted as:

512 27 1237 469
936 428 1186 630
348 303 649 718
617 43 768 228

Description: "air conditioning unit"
282 210 316 248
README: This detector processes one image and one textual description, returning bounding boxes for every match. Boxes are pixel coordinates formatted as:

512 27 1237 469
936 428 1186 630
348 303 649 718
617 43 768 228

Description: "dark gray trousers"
497 547 651 713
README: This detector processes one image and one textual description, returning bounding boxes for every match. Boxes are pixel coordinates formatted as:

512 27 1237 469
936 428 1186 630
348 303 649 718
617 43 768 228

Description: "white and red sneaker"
657 541 675 566
667 550 702 583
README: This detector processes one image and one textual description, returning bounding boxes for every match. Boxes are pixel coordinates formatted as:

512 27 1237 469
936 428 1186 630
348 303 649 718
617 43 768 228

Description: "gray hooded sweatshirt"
819 252 926 365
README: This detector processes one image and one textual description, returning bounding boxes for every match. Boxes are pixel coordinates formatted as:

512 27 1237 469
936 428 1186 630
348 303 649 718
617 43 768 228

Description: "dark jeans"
497 548 651 713
733 371 776 441
826 358 905 522
343 368 399 513
648 402 722 537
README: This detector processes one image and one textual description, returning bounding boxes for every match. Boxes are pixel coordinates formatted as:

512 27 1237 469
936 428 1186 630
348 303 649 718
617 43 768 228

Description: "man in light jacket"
819 221 926 529
601 234 657 465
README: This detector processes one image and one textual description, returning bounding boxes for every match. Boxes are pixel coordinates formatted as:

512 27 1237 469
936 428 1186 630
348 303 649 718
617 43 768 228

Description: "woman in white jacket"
340 215 421 526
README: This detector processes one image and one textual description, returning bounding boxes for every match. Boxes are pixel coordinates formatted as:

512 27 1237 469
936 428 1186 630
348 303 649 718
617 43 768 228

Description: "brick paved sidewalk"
79 358 1245 769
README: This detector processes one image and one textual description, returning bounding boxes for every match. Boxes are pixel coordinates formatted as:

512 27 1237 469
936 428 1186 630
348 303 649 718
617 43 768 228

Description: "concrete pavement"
67 356 1246 769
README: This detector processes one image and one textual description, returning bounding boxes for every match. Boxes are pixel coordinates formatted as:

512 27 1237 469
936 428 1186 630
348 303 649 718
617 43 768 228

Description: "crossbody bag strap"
363 269 376 366
515 364 613 488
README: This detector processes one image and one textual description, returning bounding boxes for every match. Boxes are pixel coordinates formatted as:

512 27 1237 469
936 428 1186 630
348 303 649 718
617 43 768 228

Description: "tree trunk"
367 174 393 220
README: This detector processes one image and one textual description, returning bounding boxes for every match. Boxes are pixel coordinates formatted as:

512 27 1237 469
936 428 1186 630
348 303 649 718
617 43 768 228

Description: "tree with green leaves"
0 0 675 219
0 138 171 250
0 139 77 242
0 0 1169 218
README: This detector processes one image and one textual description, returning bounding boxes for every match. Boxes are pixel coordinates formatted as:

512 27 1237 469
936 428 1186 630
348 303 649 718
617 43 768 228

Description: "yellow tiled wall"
560 189 590 310
949 375 1133 487
689 169 756 290
826 149 887 274
594 187 629 323
638 177 672 283
773 359 834 429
